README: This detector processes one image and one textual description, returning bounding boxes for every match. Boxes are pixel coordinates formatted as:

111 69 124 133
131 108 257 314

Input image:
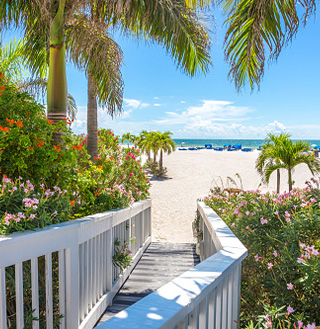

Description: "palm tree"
1 0 211 146
121 133 133 147
153 131 176 169
256 133 320 192
138 130 153 161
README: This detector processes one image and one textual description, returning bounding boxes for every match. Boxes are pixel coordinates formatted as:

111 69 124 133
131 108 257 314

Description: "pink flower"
254 254 262 262
311 249 319 256
298 321 303 329
306 324 316 329
273 250 278 257
261 217 268 225
231 223 235 228
30 214 36 219
287 306 294 314
267 263 273 269
245 211 250 216
266 320 272 328
297 257 303 264
287 282 294 290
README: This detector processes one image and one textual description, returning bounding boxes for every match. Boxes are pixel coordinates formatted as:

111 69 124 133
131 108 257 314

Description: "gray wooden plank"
95 242 200 327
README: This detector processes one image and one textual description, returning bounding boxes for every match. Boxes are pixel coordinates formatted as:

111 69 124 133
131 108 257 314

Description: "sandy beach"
149 149 318 243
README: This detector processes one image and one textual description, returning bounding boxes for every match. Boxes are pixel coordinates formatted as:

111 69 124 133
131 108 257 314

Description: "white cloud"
155 100 251 125
123 98 149 109
180 100 186 104
153 96 159 99
153 103 164 107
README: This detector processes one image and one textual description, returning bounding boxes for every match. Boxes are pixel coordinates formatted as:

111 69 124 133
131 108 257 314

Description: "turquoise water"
173 139 320 149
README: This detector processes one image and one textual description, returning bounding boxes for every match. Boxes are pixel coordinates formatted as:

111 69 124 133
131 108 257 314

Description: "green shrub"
203 180 320 328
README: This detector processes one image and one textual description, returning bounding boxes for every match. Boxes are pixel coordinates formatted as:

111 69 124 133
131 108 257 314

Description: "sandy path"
148 149 316 243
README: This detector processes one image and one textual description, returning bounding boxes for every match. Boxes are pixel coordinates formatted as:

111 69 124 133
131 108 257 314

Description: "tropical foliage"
256 133 320 191
186 0 315 90
203 181 320 328
0 75 150 234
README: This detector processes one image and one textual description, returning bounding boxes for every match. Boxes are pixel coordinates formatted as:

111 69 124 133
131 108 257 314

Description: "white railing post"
106 228 113 292
65 244 80 329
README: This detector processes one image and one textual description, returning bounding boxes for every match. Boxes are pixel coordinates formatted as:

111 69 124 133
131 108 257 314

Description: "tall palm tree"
154 131 176 169
1 0 211 146
82 0 212 160
256 133 320 192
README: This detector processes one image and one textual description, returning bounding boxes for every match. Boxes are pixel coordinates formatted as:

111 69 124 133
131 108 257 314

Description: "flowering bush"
203 180 320 328
113 238 133 272
96 129 150 201
0 76 80 190
0 177 71 234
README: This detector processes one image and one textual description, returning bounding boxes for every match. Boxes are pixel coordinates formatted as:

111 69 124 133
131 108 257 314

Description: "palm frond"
0 38 28 80
65 15 124 116
107 0 212 77
223 0 316 90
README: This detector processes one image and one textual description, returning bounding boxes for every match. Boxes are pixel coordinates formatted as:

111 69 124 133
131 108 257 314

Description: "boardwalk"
96 242 200 326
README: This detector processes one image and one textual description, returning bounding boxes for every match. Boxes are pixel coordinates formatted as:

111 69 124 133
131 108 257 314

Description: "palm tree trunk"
288 168 293 191
276 169 280 193
47 0 67 143
147 151 151 161
153 150 157 163
159 150 163 169
87 73 98 162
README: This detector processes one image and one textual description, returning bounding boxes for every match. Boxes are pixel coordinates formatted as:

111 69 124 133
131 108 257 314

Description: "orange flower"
94 191 100 196
110 157 114 160
0 125 10 132
0 73 4 79
47 119 53 124
28 146 34 151
98 165 103 170
0 85 5 91
77 169 84 174
15 120 23 128
37 141 44 148
78 144 83 151
69 200 76 207
62 117 72 125
6 118 14 125
72 145 77 150
53 145 61 153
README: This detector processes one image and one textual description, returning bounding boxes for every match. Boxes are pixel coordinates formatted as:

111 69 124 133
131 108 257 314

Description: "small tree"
256 133 320 192
154 131 176 169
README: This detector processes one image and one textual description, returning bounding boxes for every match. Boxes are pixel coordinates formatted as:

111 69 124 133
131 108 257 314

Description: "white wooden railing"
97 201 247 329
0 199 151 329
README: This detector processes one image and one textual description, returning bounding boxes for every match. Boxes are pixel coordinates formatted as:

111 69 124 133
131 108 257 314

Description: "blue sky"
4 7 320 139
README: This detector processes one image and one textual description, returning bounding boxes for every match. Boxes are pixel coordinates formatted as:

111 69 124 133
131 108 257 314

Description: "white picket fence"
97 201 248 329
0 199 151 329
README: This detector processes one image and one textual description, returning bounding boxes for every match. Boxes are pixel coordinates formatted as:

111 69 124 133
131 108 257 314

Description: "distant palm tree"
121 133 137 147
138 130 151 161
256 133 320 192
154 131 176 169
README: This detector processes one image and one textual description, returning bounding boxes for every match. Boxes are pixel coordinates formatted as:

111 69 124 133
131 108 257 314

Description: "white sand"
148 149 318 243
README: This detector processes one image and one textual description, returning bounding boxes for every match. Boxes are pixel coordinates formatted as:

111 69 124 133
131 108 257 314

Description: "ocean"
173 139 320 149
